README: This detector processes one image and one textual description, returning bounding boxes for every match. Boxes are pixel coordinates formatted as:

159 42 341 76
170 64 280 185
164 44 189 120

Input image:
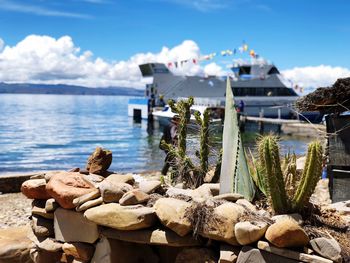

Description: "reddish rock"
46 172 97 209
86 147 112 175
21 179 51 199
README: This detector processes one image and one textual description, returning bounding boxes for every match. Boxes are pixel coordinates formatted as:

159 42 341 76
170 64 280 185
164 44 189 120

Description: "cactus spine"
292 141 323 210
258 135 289 214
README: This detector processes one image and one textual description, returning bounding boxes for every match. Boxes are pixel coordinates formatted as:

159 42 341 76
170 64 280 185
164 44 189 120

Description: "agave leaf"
219 77 255 200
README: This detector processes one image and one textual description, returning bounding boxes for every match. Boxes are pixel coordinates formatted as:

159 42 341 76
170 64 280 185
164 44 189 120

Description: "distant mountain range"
0 82 144 96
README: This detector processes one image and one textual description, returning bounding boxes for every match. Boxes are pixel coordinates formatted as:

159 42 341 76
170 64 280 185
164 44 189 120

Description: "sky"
0 0 350 90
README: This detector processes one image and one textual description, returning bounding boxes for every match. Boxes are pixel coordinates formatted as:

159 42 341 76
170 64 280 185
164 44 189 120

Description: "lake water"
0 94 312 175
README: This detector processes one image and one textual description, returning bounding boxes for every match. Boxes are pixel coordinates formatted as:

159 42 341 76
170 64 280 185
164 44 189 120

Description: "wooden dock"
240 115 326 137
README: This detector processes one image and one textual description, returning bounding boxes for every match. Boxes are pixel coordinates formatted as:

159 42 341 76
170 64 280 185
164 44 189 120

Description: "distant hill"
0 82 144 96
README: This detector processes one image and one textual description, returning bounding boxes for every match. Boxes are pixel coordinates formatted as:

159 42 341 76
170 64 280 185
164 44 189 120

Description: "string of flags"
167 42 260 68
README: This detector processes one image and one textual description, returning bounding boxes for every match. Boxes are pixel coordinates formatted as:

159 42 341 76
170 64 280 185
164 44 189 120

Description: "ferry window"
267 67 280 75
239 66 251 75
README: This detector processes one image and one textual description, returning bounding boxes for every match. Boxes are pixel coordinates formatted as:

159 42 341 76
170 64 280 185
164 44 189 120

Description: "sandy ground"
0 192 31 229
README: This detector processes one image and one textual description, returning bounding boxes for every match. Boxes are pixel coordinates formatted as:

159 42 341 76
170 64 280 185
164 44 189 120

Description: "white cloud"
0 38 4 51
281 65 350 89
0 35 221 88
1 34 349 90
0 0 91 18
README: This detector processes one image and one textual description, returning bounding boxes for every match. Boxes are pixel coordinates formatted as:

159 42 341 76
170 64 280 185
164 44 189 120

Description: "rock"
62 242 95 262
84 203 157 230
201 202 245 245
139 180 161 194
29 248 63 263
204 183 220 196
86 147 112 175
154 198 192 236
79 169 90 175
119 189 150 206
296 156 306 171
272 213 303 225
76 197 103 212
0 226 34 263
235 221 268 245
236 199 257 213
328 200 350 215
32 205 54 219
310 237 342 262
105 173 135 185
237 246 300 263
213 193 244 202
175 248 217 263
91 237 159 263
194 184 213 199
31 215 54 237
258 241 333 263
99 181 133 203
219 244 240 263
72 188 101 207
83 173 105 186
46 172 97 209
265 218 309 248
37 238 63 252
21 179 51 199
44 170 65 182
102 227 201 247
69 167 80 172
45 198 59 212
54 208 99 244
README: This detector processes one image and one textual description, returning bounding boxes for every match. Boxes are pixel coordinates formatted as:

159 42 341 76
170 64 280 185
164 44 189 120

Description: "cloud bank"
0 34 349 90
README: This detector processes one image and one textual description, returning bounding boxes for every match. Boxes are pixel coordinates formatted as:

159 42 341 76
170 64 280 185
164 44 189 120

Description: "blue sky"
0 0 349 88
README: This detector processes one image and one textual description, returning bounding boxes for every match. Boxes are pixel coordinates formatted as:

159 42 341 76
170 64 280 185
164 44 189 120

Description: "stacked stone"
15 147 343 263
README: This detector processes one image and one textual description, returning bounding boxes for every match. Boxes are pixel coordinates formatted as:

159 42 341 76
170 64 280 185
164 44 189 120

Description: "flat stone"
265 218 309 248
46 172 97 209
31 215 54 237
84 203 157 230
310 237 342 262
237 245 301 263
258 241 333 263
86 147 112 175
219 244 240 263
45 198 59 212
175 248 217 263
98 181 133 203
296 156 306 171
21 179 51 199
76 196 103 212
204 183 220 196
194 184 213 199
235 221 268 245
32 205 54 219
105 173 135 185
27 228 63 253
213 193 244 202
0 226 34 263
200 202 245 245
54 208 99 244
62 242 95 262
91 237 159 263
119 189 150 206
272 213 303 225
138 180 161 194
72 188 101 207
102 227 201 247
154 198 192 237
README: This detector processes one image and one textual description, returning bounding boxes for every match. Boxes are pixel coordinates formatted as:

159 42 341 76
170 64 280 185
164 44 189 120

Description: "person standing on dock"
159 116 179 175
238 100 245 113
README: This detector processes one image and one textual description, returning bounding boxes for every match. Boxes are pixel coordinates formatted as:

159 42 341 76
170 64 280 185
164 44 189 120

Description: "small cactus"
292 141 323 210
257 135 289 214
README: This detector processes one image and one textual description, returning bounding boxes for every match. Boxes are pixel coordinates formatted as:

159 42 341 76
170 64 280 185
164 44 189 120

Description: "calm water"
0 94 312 175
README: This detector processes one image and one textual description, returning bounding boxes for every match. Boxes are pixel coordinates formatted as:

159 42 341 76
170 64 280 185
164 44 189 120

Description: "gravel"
0 192 32 229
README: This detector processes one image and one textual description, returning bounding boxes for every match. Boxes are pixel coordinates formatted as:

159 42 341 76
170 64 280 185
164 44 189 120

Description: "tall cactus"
194 109 210 176
292 141 323 210
168 97 194 158
257 135 289 214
